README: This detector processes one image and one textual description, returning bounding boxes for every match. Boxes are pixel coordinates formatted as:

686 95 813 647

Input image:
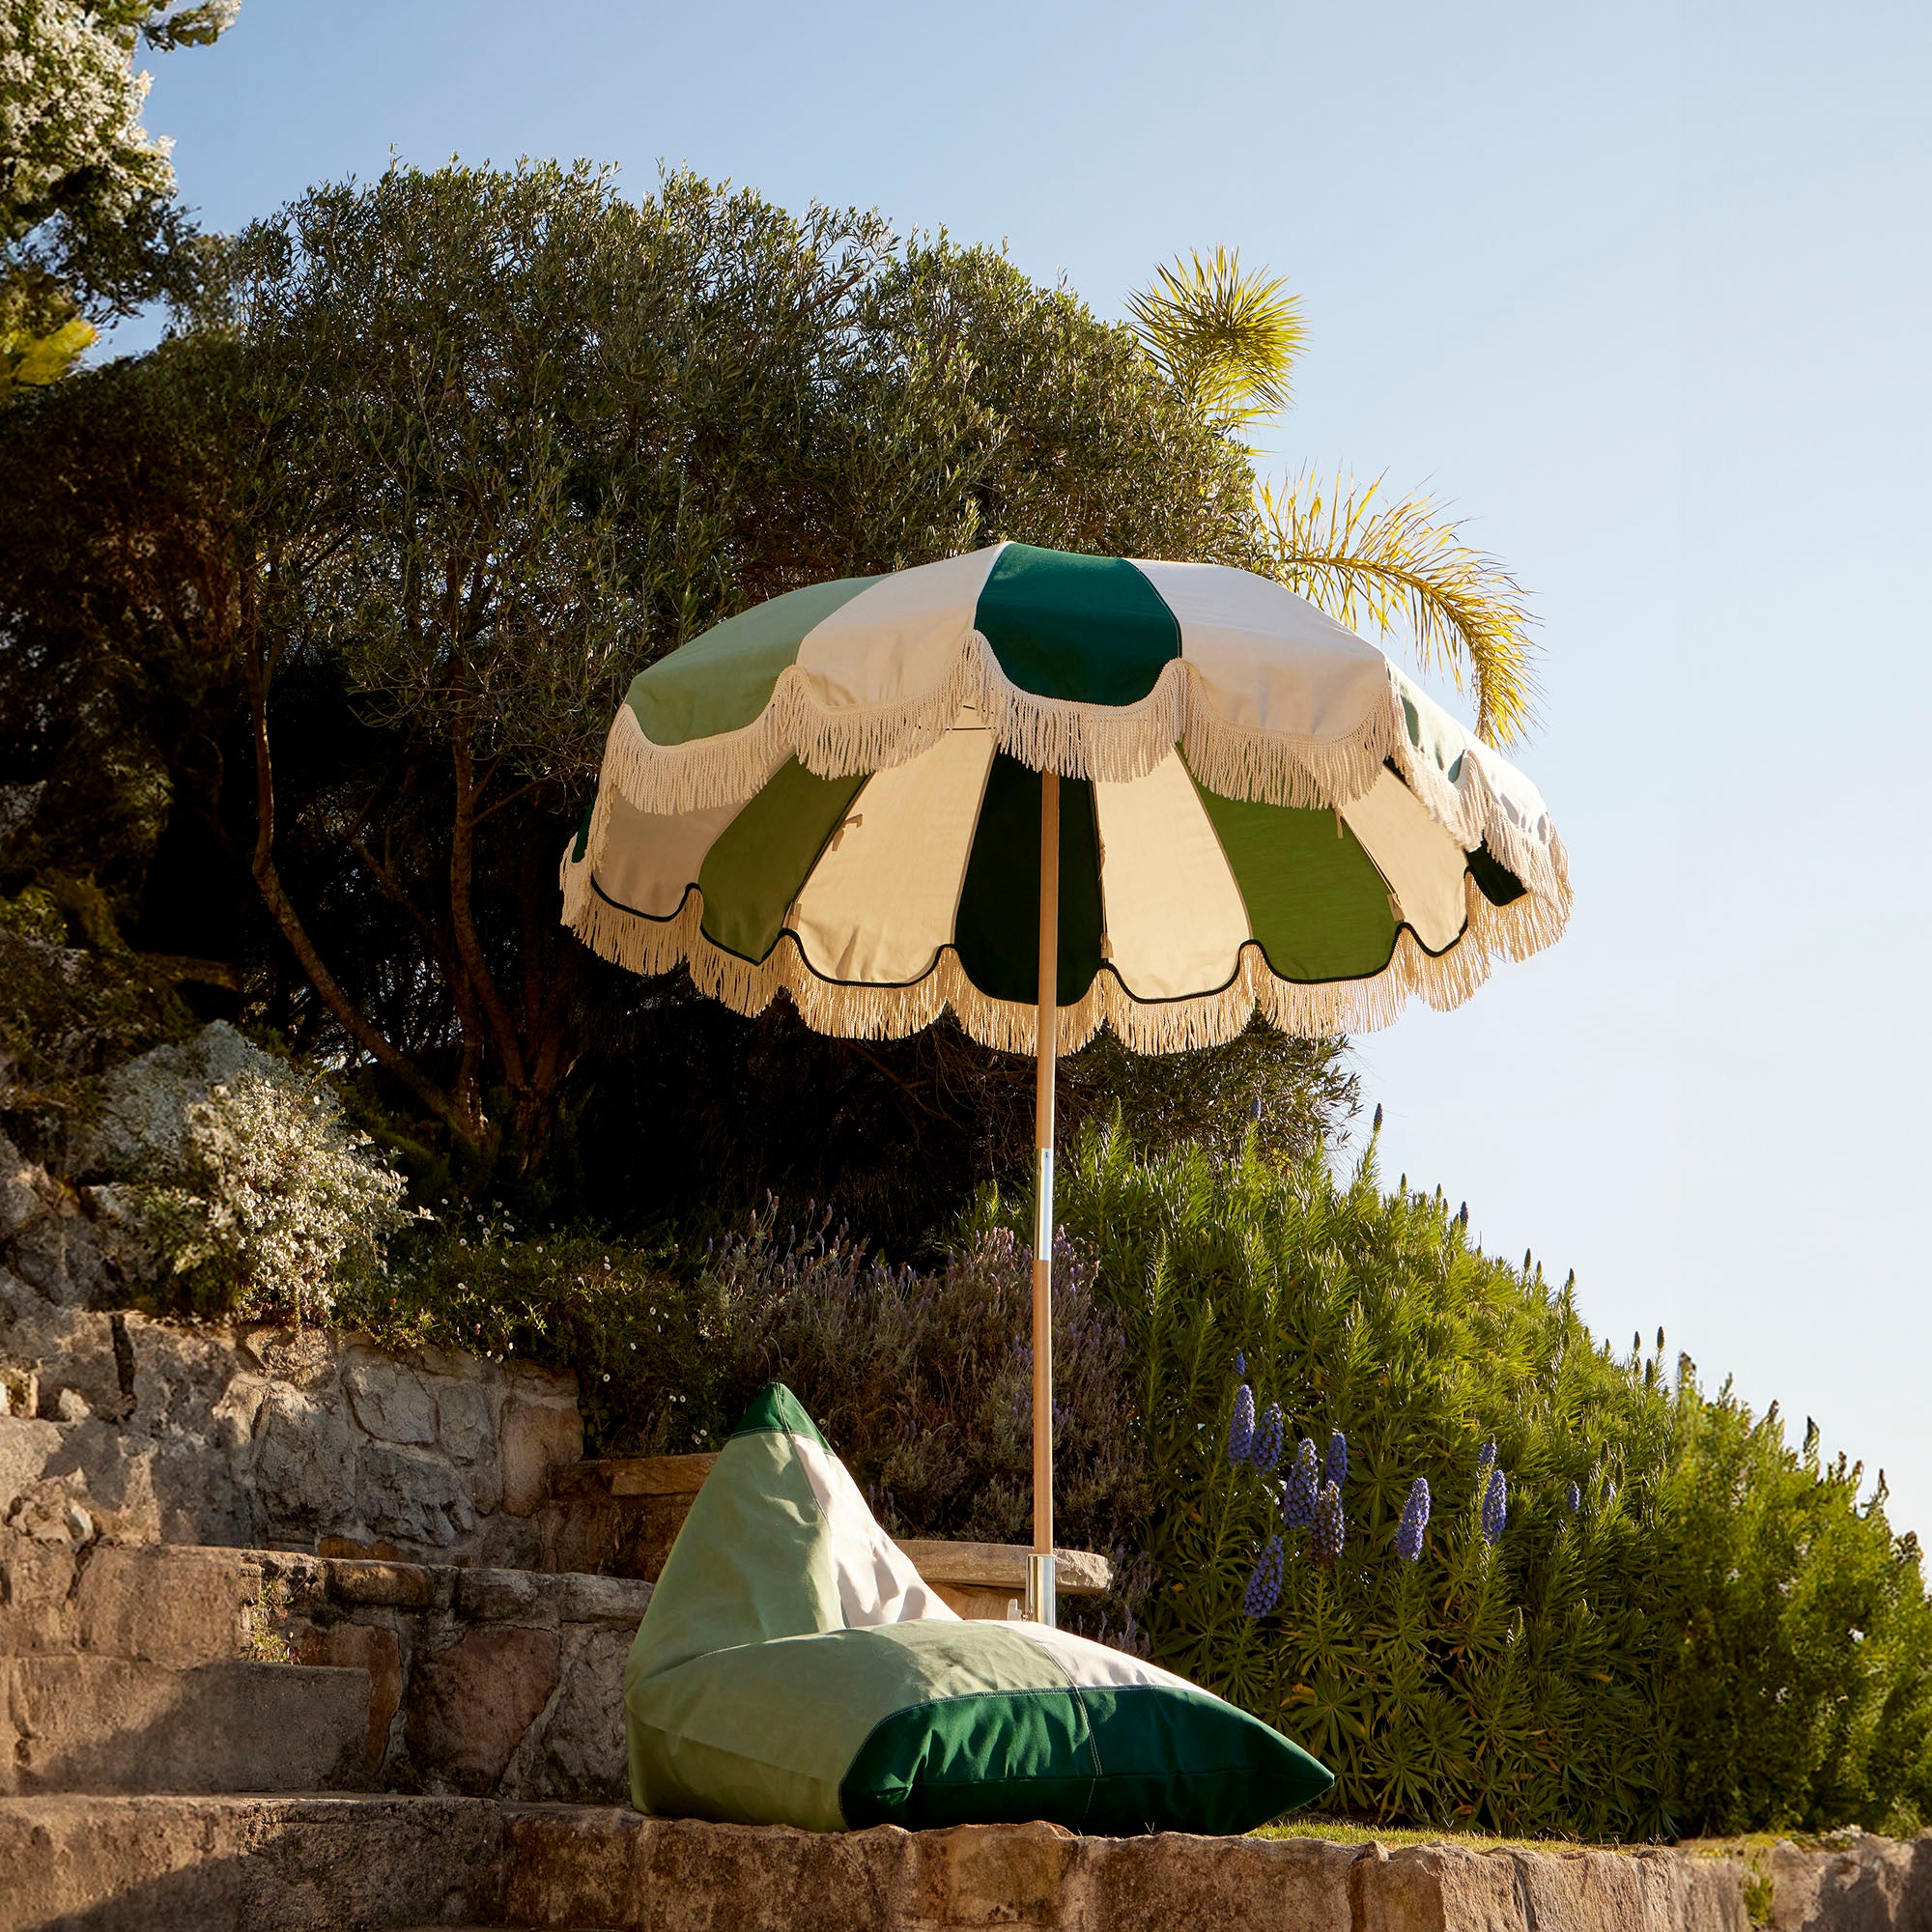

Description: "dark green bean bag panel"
623 1384 1331 1833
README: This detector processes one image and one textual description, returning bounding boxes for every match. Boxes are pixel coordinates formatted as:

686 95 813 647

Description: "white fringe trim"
599 641 1406 815
589 650 1565 914
562 861 1571 1058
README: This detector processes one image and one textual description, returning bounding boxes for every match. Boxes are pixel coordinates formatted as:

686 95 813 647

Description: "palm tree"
1129 251 1538 747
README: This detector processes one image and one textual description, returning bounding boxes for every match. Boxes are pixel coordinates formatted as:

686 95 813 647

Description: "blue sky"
128 2 1932 1535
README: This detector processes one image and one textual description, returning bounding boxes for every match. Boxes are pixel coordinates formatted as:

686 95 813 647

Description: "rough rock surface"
0 1655 375 1796
405 1626 564 1794
494 1809 1762 1932
0 1529 647 1807
0 1265 579 1564
0 1793 1926 1930
0 1792 509 1931
1763 1831 1932 1931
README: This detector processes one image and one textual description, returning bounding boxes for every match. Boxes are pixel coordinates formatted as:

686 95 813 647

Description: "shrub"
363 1200 1151 1644
702 1212 1149 1637
1045 1122 1932 1840
355 1115 1932 1839
132 1065 416 1322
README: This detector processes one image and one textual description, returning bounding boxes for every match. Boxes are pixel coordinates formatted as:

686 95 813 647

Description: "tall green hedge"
1051 1125 1932 1840
361 1121 1932 1839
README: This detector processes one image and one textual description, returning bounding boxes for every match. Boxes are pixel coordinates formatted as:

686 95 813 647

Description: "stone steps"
0 1530 650 1805
0 1656 377 1796
5 1789 1929 1931
0 1793 509 1931
0 1791 1771 1932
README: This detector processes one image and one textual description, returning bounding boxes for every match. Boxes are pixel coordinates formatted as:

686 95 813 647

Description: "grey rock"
432 1377 495 1465
147 1434 253 1548
0 1656 375 1797
251 1387 357 1537
43 1422 164 1543
533 1626 629 1802
552 1571 652 1630
455 1566 550 1626
356 1443 476 1548
5 1470 90 1544
343 1354 438 1446
128 1316 251 1438
0 1415 59 1516
0 1133 39 1238
1 1291 124 1419
238 1323 339 1393
11 1195 105 1307
498 1393 582 1518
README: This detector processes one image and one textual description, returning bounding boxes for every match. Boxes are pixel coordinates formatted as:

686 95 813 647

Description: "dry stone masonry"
0 1273 581 1565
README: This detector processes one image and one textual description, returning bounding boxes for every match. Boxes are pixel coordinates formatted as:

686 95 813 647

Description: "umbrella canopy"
562 541 1568 1046
560 539 1571 1623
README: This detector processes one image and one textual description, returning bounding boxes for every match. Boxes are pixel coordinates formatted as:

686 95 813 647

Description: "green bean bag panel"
623 1383 1331 1834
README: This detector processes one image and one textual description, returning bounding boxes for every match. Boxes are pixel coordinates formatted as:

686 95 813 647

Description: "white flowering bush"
133 1065 419 1323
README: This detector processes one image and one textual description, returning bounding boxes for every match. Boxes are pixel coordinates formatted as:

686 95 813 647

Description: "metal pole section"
1028 770 1060 1628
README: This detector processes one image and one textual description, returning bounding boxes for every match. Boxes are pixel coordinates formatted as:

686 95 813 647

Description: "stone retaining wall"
0 1264 581 1566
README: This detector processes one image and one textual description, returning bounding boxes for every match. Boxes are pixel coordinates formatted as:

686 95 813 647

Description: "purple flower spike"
1323 1429 1348 1492
1482 1466 1508 1544
1566 1481 1581 1514
1251 1402 1285 1472
1396 1477 1430 1562
1313 1482 1346 1566
1282 1438 1320 1530
1227 1384 1255 1463
1242 1535 1285 1617
1234 1351 1246 1378
1477 1438 1497 1480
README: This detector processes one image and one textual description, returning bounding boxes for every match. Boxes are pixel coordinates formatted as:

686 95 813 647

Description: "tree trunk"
242 632 485 1152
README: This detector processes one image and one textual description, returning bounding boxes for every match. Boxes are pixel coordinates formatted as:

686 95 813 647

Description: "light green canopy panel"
624 1385 1332 1834
563 543 1570 1053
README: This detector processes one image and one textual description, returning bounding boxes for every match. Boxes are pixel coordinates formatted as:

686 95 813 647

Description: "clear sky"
126 2 1932 1536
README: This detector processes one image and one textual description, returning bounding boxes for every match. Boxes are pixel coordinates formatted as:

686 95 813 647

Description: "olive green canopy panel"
562 543 1569 1054
624 1384 1333 1834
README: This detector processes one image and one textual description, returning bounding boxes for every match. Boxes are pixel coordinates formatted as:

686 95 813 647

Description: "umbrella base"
1026 1550 1058 1627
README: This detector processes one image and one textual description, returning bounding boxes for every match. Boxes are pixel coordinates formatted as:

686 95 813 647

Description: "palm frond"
1256 471 1541 746
1127 248 1307 433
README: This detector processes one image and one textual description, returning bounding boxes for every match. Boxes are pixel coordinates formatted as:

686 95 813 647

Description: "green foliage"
1 0 234 329
356 1117 1932 1840
1652 1392 1932 1837
1255 472 1541 749
130 1064 417 1323
0 157 1311 1208
1126 247 1307 433
0 336 244 946
555 1002 1354 1255
346 1206 703 1460
358 1200 1151 1644
1041 1123 1932 1840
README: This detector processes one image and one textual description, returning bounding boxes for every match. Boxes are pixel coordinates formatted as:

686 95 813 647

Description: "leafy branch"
1255 471 1541 747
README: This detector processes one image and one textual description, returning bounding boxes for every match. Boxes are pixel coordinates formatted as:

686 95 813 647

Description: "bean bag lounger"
623 1383 1331 1833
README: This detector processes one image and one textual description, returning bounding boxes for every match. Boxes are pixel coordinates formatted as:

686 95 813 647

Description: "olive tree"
211 160 1268 1177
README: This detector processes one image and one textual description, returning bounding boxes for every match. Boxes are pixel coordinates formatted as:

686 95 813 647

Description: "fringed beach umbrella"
561 541 1570 1622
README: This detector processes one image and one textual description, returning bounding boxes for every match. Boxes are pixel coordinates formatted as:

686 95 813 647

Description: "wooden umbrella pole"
1029 770 1060 1627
